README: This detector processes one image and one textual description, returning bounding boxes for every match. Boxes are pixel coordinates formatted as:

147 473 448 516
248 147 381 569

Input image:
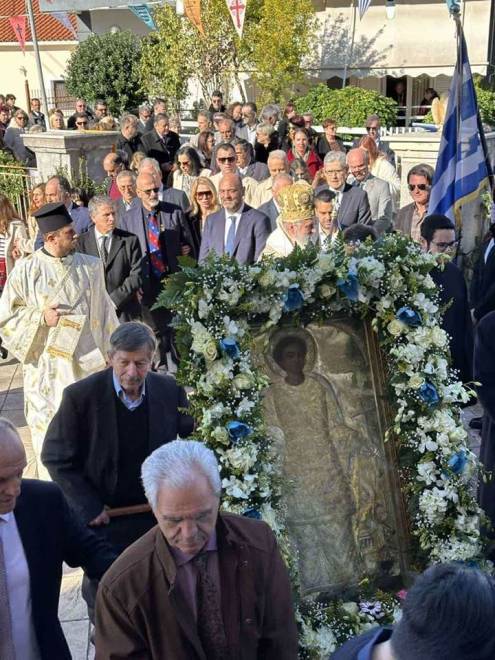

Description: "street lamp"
386 0 396 19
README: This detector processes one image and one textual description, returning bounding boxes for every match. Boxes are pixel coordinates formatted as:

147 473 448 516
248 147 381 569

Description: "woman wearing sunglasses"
394 163 434 241
186 177 220 256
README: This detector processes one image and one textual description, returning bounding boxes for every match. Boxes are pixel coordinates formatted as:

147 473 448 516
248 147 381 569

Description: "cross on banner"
8 16 26 54
226 0 247 38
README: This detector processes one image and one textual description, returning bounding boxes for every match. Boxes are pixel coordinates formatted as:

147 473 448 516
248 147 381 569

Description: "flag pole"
25 0 49 117
342 0 357 88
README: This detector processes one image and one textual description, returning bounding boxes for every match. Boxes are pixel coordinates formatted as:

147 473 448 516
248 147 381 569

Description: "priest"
0 202 119 478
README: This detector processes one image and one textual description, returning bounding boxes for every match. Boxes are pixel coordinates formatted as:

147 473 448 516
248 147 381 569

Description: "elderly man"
215 117 236 144
254 149 290 207
0 418 117 660
258 172 293 230
93 99 108 122
42 322 193 553
116 114 143 162
200 172 271 264
189 110 212 147
261 181 316 258
115 169 139 219
95 440 298 659
209 142 259 206
67 98 93 129
236 101 259 146
77 195 142 320
137 103 153 134
138 157 189 211
234 138 269 181
103 151 126 200
353 114 395 166
315 151 372 228
0 203 118 479
141 113 181 177
394 163 434 241
120 172 194 370
347 147 392 234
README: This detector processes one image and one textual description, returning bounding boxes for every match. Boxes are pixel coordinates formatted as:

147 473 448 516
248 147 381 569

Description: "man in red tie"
120 172 195 371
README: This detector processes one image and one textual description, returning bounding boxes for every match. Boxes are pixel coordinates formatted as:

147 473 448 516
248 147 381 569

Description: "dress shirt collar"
112 370 146 410
0 511 12 522
94 227 113 241
170 530 218 567
329 184 345 194
224 203 244 222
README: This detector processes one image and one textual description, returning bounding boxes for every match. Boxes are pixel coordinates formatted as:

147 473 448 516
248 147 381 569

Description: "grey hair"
324 151 347 168
407 163 435 185
88 195 114 219
261 104 280 121
138 157 161 175
109 321 156 356
197 110 212 121
218 117 234 129
142 440 221 508
116 169 136 184
154 112 169 125
120 113 138 129
272 172 293 188
268 149 288 163
139 103 151 113
256 123 275 137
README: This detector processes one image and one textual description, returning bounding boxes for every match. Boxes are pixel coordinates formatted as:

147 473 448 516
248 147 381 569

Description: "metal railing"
0 164 34 220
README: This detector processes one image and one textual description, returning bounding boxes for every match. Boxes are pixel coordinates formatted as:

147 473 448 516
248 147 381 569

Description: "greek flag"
358 0 372 19
429 30 492 223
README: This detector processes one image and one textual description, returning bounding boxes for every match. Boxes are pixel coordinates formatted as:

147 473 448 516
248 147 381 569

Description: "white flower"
233 373 253 390
222 444 258 472
388 319 407 336
237 397 255 416
198 299 210 319
417 461 439 485
317 253 336 273
222 474 256 499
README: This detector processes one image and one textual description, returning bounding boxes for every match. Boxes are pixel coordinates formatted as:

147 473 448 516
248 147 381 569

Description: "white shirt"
245 124 257 146
223 205 244 249
0 513 41 660
94 227 113 258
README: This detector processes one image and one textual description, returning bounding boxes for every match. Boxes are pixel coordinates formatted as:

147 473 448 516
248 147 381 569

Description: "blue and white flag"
358 0 372 19
129 5 156 30
429 29 492 223
51 12 78 40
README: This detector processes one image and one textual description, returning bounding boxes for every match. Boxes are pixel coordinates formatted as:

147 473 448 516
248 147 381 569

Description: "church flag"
129 5 156 30
226 0 246 38
51 12 78 40
184 0 204 34
9 16 27 53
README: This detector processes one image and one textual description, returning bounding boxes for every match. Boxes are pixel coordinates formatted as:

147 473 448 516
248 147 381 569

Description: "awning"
318 64 489 79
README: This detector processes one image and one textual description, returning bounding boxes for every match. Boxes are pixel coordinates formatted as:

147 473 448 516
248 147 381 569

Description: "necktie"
194 553 228 659
225 216 237 256
0 526 15 660
100 235 109 264
147 212 166 278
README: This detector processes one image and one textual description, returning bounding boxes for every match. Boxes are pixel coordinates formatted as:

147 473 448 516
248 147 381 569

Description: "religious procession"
1 0 495 657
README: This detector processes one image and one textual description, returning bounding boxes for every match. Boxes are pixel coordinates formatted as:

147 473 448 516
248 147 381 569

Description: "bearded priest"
0 202 119 478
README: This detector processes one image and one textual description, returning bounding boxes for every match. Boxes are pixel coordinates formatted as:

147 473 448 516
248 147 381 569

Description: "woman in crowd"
130 151 146 174
358 135 401 204
15 183 45 255
187 176 219 255
287 128 322 180
289 158 312 184
197 130 215 169
49 109 65 130
227 102 243 128
0 194 27 282
172 146 211 201
4 110 34 165
254 123 279 163
316 118 346 160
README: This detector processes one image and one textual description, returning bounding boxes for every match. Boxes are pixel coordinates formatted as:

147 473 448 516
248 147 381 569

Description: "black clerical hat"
33 202 72 234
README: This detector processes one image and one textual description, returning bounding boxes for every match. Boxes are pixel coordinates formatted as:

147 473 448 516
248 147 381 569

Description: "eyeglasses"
218 156 236 163
196 190 213 198
408 183 430 191
431 240 458 251
141 187 160 194
76 121 88 127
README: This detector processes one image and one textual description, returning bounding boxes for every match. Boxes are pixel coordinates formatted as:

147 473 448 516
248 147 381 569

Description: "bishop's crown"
278 181 314 223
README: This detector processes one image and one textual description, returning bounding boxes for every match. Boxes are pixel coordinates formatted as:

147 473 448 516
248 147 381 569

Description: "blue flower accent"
243 508 262 520
219 337 240 359
419 382 440 406
226 421 252 443
396 306 422 327
448 450 467 475
283 284 304 312
337 272 359 302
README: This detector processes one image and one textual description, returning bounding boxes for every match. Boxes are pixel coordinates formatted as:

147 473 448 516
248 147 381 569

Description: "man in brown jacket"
95 440 298 659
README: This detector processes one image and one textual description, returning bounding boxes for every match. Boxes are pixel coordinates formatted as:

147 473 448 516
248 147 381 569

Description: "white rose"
318 283 335 299
233 373 253 390
388 319 407 336
408 374 425 389
342 601 359 616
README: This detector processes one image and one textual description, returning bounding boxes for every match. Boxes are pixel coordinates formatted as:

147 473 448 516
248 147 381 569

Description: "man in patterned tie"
95 440 298 659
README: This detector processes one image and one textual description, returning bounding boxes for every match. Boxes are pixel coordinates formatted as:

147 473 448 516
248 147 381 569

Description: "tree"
65 31 142 116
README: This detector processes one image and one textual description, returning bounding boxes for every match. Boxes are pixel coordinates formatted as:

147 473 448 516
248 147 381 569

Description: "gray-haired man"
41 321 194 552
95 440 298 659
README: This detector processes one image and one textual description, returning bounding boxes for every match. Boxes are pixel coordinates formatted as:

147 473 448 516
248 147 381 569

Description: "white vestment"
260 226 295 259
0 250 119 478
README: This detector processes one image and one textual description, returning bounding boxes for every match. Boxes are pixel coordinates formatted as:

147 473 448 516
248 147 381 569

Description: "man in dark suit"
138 157 190 211
199 172 271 264
0 418 116 660
258 172 293 231
42 322 194 552
470 224 495 321
137 103 154 135
115 169 139 224
28 97 46 130
234 138 270 182
67 98 94 130
141 113 181 179
77 195 142 320
315 151 372 228
120 172 195 370
115 114 143 163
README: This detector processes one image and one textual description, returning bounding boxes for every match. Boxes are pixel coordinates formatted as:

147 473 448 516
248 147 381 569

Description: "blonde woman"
16 183 45 255
0 194 27 286
130 150 146 174
187 176 219 255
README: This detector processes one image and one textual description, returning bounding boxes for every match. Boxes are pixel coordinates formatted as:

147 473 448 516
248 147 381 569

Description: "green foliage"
294 84 398 126
65 31 142 115
474 79 495 126
247 0 318 105
55 159 107 198
0 150 29 214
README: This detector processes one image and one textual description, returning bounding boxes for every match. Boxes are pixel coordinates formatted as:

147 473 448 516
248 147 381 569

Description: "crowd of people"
0 88 495 659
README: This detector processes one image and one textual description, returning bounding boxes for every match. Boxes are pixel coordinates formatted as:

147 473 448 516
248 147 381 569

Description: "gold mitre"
278 181 314 223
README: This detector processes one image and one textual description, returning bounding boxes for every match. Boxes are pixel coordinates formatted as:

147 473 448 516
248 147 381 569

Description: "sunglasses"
408 183 430 191
76 122 88 126
218 156 236 163
196 190 213 198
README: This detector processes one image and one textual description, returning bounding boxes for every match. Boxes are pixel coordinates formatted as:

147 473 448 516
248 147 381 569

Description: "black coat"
474 311 495 532
115 134 143 163
13 479 117 660
77 226 142 319
41 368 194 524
141 129 181 171
470 236 495 321
431 261 474 384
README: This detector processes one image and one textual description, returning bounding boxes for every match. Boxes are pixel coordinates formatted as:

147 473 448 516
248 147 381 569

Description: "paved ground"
0 355 483 659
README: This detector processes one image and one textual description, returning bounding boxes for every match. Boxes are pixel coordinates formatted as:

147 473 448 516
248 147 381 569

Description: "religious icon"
258 318 410 599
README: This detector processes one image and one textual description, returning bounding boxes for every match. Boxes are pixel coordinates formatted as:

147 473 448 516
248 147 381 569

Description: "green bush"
294 83 398 126
65 31 143 116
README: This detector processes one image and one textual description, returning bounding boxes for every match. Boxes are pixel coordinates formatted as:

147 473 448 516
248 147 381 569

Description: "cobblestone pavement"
0 355 483 659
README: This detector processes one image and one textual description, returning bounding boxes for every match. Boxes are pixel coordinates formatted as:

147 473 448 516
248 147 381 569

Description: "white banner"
226 0 247 38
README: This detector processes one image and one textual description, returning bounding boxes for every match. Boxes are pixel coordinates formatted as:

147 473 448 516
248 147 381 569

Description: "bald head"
219 173 244 213
136 172 160 211
103 152 125 179
346 147 369 182
0 419 25 514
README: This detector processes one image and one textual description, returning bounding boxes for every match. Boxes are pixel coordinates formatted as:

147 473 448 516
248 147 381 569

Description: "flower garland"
158 234 485 657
